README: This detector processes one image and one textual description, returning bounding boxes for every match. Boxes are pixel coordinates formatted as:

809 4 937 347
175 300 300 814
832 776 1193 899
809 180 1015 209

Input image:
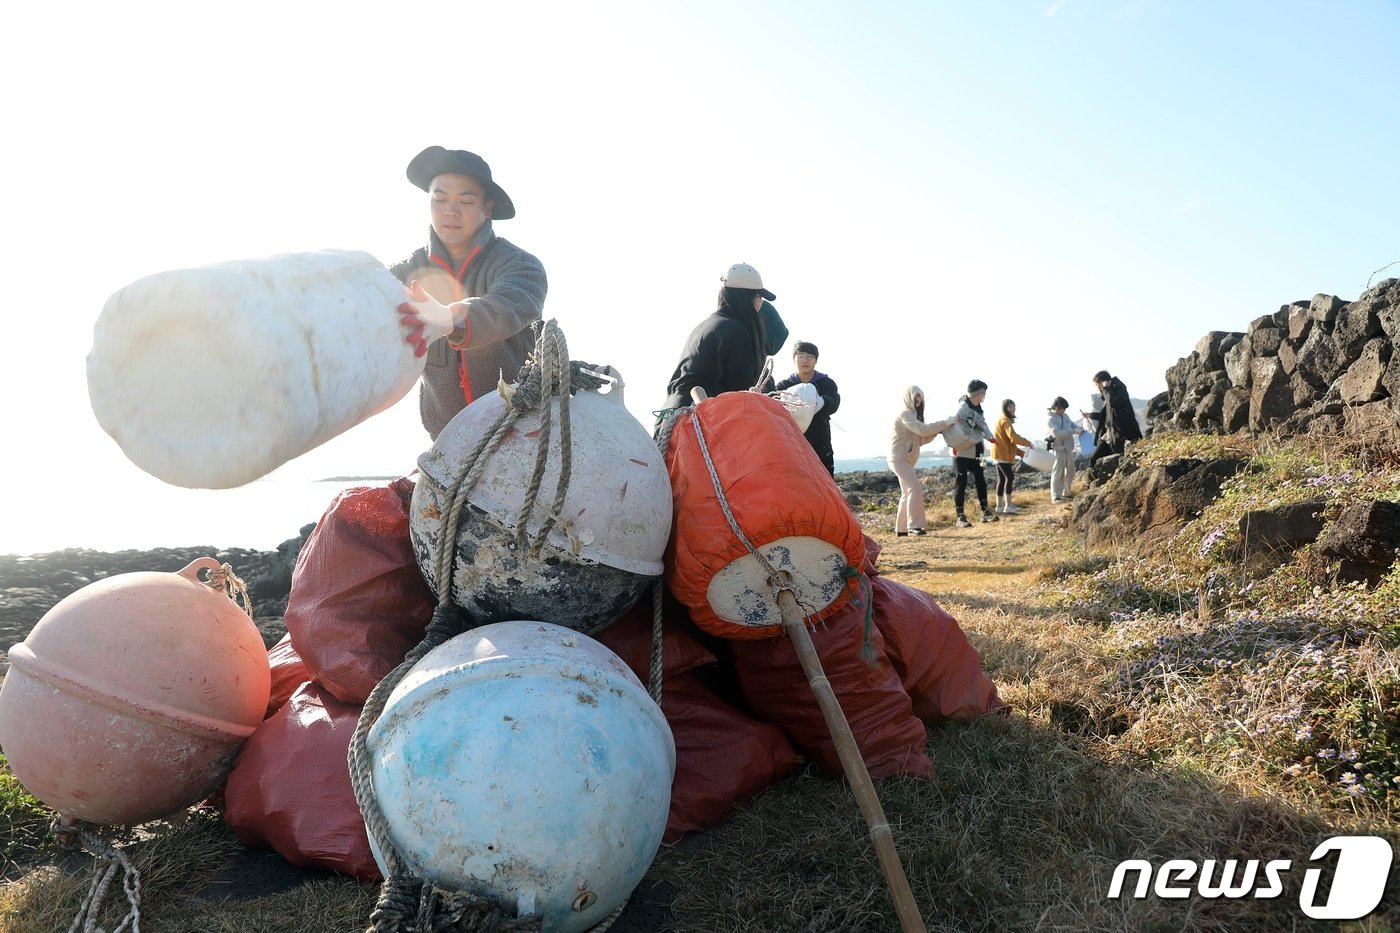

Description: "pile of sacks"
223 477 1006 880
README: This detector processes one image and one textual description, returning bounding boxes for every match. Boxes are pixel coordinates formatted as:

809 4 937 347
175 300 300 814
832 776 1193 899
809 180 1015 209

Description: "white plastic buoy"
410 376 672 632
366 621 674 932
87 250 417 488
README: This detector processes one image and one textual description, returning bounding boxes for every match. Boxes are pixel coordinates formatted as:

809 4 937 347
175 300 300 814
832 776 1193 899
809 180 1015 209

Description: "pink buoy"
0 557 270 825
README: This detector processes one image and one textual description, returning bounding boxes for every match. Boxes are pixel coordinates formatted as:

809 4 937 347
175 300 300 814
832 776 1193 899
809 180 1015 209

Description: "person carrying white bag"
772 341 841 475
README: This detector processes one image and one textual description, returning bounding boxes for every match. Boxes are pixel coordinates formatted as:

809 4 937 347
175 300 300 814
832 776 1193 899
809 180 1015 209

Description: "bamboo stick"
775 583 927 933
687 388 926 932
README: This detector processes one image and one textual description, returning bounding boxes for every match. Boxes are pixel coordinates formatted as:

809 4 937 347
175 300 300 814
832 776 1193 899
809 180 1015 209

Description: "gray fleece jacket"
389 221 547 438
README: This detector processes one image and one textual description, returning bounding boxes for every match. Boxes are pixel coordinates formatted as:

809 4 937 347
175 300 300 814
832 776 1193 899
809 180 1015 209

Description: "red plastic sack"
266 634 310 719
592 589 716 685
285 477 437 705
224 681 380 881
727 581 933 779
861 533 882 576
663 393 865 639
871 576 1008 723
661 671 802 844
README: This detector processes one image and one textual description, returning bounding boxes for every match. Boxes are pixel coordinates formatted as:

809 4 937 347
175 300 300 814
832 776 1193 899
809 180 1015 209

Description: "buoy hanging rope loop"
202 561 253 618
64 827 142 933
349 319 626 933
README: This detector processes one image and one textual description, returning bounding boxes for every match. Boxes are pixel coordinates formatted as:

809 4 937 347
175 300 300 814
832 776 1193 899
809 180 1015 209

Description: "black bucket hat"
406 146 516 219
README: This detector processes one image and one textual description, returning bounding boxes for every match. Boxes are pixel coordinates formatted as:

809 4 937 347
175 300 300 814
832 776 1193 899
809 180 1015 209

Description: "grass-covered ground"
1 430 1397 931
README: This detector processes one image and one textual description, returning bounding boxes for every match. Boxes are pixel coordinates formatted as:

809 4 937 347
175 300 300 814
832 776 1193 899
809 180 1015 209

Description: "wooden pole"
775 584 927 933
687 389 927 932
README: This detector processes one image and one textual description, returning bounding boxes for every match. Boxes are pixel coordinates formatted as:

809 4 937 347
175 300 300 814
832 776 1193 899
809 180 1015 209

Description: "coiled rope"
349 320 634 933
64 827 141 933
203 562 253 618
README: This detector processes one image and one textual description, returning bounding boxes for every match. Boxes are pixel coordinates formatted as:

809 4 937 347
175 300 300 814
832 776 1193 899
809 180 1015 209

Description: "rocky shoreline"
0 528 313 670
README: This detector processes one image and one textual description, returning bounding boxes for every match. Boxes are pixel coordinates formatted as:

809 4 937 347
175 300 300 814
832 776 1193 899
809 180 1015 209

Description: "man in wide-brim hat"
394 146 547 438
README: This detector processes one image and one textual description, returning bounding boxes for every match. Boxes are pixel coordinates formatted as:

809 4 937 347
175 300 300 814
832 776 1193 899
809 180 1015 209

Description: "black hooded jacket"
661 292 766 411
1090 377 1143 446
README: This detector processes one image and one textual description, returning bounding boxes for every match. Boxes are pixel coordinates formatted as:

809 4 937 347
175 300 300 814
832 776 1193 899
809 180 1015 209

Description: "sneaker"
896 532 908 537
1003 503 1024 514
955 516 972 528
981 510 999 522
910 528 927 536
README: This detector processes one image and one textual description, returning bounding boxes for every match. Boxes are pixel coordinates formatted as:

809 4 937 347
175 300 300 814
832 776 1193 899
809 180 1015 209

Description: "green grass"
0 754 54 878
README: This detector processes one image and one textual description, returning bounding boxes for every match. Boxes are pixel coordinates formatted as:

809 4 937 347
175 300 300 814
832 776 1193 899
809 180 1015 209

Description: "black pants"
1089 437 1126 467
995 462 1016 497
954 457 988 514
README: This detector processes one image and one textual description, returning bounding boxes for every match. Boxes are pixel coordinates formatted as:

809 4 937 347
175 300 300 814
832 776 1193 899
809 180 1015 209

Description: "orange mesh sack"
285 476 437 704
727 587 934 779
871 576 1009 723
663 393 865 640
223 681 380 881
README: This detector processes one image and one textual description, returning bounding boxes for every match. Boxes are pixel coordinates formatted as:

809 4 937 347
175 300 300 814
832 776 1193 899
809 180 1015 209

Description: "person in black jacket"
660 263 775 414
1083 370 1143 466
773 341 841 474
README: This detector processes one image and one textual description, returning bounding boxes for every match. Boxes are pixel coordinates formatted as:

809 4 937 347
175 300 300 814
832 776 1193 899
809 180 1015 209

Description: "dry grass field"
2 434 1397 931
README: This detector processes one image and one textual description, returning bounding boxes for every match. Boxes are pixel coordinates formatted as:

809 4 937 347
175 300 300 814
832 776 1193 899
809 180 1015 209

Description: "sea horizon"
0 456 949 558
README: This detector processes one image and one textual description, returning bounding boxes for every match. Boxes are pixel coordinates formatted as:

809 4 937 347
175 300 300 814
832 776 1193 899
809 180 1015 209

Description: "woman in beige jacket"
888 385 954 536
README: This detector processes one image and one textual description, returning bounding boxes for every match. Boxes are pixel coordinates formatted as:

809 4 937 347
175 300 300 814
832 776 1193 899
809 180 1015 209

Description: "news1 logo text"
1107 836 1393 920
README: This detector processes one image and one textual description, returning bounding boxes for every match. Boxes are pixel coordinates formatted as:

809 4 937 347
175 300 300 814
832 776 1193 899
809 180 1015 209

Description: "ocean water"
0 456 945 558
0 476 392 557
833 455 951 474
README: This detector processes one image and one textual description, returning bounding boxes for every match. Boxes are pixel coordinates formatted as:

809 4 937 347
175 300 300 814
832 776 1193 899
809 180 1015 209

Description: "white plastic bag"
772 383 820 433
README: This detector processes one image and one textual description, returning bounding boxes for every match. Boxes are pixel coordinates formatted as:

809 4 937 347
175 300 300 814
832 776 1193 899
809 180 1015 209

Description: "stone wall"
1147 278 1400 438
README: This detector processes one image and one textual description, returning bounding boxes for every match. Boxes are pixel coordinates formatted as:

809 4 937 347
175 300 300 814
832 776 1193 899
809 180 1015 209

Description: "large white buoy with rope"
88 250 417 488
409 356 671 633
363 620 675 932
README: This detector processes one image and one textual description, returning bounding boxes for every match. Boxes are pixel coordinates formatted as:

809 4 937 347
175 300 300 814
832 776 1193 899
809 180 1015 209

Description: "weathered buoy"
87 250 417 488
365 621 674 932
663 391 866 639
410 377 671 633
0 558 271 825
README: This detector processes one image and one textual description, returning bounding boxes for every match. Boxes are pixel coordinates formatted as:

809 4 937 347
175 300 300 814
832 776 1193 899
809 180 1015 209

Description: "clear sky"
1 1 1397 550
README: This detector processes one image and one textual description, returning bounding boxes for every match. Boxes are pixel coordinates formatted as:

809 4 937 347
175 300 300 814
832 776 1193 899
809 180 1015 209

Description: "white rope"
66 829 141 933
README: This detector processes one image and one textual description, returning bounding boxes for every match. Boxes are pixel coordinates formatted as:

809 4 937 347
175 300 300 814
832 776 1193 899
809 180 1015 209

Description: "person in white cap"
659 262 776 414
